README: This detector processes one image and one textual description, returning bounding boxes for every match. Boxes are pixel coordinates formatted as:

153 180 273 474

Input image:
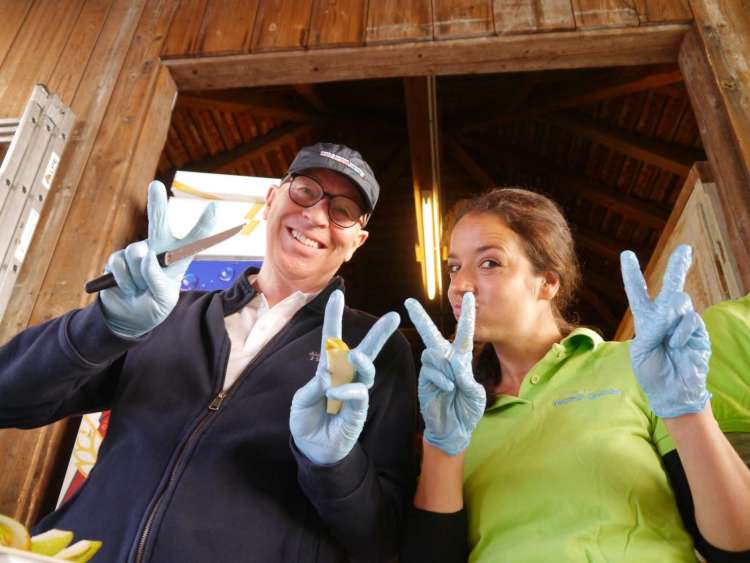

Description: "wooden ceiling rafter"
177 90 319 122
293 83 329 114
582 266 627 304
404 75 442 306
576 225 648 263
577 285 619 332
461 65 683 132
539 111 703 177
444 134 496 189
462 139 670 229
176 121 319 174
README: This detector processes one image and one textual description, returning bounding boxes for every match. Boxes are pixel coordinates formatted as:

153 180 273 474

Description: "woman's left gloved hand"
405 292 486 456
620 244 712 418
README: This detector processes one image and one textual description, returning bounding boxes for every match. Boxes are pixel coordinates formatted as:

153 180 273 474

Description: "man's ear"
263 185 278 220
344 229 369 262
539 271 560 301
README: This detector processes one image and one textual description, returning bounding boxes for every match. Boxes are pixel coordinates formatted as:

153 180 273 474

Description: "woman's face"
447 212 556 344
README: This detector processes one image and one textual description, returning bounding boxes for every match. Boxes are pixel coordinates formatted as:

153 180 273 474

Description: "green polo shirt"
463 328 696 563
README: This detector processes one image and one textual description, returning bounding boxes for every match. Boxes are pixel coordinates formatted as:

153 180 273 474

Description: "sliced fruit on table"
0 514 31 550
31 529 74 556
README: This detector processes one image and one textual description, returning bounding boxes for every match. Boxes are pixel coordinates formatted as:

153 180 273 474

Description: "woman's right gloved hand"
405 292 486 456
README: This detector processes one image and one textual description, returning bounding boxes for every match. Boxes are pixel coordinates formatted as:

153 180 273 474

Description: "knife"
84 223 246 293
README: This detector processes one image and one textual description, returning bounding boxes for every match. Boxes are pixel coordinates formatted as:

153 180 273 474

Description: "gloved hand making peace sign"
100 181 217 338
621 244 712 418
405 292 486 456
290 290 401 465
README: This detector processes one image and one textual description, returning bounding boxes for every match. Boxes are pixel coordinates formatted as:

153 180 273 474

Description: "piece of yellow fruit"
31 529 74 556
53 539 102 562
0 514 31 550
325 337 355 414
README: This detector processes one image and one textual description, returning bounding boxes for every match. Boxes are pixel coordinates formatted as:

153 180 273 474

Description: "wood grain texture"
0 0 148 342
111 65 177 256
572 0 639 29
196 0 259 55
366 0 432 43
493 0 575 34
689 0 750 184
680 27 750 291
434 0 493 39
160 0 209 57
251 0 314 52
167 23 688 90
30 0 178 322
634 0 692 23
0 0 87 116
308 0 367 48
47 0 114 106
0 1 33 71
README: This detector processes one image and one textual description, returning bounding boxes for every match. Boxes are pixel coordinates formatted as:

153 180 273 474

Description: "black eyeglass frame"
282 173 370 228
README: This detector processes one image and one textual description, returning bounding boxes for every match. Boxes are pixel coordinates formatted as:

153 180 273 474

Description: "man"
0 143 417 562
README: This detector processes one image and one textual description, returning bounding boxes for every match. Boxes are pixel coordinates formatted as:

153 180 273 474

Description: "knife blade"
84 223 246 293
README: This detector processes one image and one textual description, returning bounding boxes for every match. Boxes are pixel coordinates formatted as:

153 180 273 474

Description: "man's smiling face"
262 168 369 289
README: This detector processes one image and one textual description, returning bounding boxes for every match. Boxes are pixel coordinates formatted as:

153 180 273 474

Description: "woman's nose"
450 269 475 295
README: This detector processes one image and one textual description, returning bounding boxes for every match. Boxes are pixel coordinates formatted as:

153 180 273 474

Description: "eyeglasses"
285 173 368 228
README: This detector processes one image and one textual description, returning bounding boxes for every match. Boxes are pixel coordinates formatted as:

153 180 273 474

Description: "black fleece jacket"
0 271 417 562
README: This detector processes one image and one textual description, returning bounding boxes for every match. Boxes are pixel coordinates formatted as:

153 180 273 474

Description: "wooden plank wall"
159 0 693 59
0 0 178 525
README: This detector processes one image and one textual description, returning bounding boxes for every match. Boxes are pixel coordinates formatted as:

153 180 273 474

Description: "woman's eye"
480 259 499 269
447 264 460 274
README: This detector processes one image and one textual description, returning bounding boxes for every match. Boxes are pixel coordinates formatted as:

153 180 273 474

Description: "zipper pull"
208 391 226 411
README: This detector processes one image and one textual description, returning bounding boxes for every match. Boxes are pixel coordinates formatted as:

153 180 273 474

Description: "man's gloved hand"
621 244 712 418
405 292 486 456
100 181 217 338
290 290 400 465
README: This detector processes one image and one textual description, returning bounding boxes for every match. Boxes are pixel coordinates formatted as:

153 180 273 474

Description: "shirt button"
530 375 540 384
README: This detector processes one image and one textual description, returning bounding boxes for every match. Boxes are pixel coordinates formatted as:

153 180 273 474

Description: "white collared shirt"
223 276 317 390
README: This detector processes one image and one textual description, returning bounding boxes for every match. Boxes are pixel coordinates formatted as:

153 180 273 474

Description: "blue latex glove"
621 244 712 418
405 293 486 456
100 181 217 338
290 290 400 465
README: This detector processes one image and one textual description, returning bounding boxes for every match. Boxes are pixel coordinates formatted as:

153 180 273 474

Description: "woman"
401 188 750 562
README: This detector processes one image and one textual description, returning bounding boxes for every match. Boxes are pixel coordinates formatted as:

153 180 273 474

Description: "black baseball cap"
287 142 380 213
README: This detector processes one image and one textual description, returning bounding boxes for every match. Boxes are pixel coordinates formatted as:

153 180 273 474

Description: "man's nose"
301 198 329 226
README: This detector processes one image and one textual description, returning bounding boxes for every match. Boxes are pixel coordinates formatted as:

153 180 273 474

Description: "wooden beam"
181 121 317 173
293 83 328 113
578 285 620 332
540 111 704 177
689 0 750 181
480 142 671 229
176 90 317 122
462 64 684 132
166 24 689 91
583 266 627 304
576 225 648 263
404 75 441 301
443 134 495 189
679 27 750 291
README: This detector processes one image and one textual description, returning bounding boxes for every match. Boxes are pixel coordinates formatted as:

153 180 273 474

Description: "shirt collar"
559 327 603 353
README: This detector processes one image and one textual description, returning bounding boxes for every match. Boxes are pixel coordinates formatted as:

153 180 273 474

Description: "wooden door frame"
6 17 750 527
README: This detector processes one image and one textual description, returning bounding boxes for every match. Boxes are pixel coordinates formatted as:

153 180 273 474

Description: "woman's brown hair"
448 187 581 407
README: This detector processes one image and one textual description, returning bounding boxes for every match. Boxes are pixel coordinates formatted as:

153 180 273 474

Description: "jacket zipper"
134 392 225 563
132 303 309 563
